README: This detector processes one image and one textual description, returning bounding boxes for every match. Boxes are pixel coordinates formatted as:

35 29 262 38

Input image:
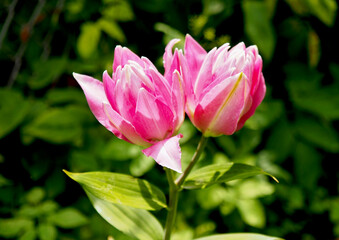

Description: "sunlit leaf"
307 29 320 67
0 218 34 238
64 171 167 210
130 154 155 177
183 163 277 189
242 0 276 60
102 0 134 21
154 23 185 49
18 227 36 240
307 0 337 27
77 22 101 59
47 208 88 229
101 139 141 161
194 233 284 240
25 187 45 205
237 179 274 199
38 223 57 240
196 185 229 210
237 199 265 228
0 88 30 139
97 18 126 42
86 191 163 240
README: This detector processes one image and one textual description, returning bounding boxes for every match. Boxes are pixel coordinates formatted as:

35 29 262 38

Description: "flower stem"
163 135 208 240
176 135 208 188
164 168 179 240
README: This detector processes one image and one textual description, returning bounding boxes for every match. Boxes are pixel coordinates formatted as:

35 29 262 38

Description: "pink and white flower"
73 46 185 172
177 34 266 137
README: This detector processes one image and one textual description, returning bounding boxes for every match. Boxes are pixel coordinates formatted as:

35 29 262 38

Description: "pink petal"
194 48 217 99
149 67 172 106
236 73 266 131
171 70 185 132
103 71 117 110
113 46 143 72
73 72 117 134
194 73 248 136
133 88 174 142
142 134 183 173
163 39 180 79
184 34 207 82
103 103 150 147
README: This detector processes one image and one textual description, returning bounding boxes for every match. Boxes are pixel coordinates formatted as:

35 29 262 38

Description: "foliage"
0 0 338 239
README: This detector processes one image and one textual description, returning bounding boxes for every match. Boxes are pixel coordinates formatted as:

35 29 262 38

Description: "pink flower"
179 34 266 137
73 46 185 172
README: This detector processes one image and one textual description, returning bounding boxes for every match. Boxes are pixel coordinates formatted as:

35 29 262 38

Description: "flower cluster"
73 35 266 172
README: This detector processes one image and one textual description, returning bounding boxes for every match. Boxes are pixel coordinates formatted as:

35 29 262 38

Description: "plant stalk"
163 135 208 240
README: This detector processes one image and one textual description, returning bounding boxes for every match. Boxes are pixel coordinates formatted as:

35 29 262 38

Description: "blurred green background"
0 0 339 239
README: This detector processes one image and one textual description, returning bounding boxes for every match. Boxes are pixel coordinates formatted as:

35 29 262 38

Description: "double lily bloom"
73 34 266 172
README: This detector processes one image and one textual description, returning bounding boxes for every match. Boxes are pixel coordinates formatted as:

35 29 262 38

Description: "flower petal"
184 34 207 82
194 48 217 99
113 46 143 72
163 38 181 79
133 88 174 142
236 73 266 131
73 72 117 134
171 70 185 132
103 103 150 147
194 73 248 136
142 134 183 173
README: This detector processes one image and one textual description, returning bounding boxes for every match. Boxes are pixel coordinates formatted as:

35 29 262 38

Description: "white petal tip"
142 135 183 173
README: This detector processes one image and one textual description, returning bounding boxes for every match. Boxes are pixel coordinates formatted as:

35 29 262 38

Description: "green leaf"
47 207 88 229
102 0 134 21
22 106 93 144
183 163 277 190
291 86 339 120
0 218 34 238
97 18 126 42
45 88 86 106
237 179 274 199
64 170 167 210
154 23 185 49
245 100 284 130
18 227 36 240
307 0 337 27
0 88 30 139
294 118 339 152
77 22 101 59
242 0 276 60
194 233 284 240
130 154 155 177
86 191 163 240
101 139 141 161
25 187 45 205
38 223 57 240
237 199 266 228
294 142 322 190
28 58 67 89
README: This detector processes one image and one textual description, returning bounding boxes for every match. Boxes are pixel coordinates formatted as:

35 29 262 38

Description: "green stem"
164 168 179 240
163 135 208 240
176 135 208 188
